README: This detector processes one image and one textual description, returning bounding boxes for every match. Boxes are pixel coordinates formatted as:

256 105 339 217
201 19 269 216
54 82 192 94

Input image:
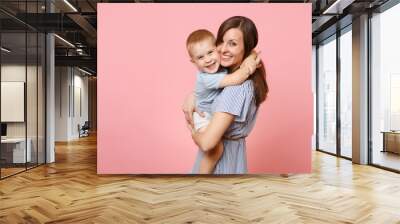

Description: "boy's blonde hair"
186 29 215 57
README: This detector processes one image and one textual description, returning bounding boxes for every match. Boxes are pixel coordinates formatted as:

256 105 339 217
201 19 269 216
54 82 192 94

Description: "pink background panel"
97 3 313 174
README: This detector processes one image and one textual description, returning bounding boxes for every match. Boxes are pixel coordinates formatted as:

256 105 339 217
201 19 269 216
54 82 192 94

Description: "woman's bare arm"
191 112 234 152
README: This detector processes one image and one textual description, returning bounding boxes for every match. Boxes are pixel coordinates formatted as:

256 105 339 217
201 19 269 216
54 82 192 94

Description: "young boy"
186 29 258 174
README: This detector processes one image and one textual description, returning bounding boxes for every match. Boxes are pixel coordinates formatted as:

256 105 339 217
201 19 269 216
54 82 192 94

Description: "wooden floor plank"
0 134 400 223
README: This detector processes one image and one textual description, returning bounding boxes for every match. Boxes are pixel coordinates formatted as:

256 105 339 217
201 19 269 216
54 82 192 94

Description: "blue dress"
192 80 259 174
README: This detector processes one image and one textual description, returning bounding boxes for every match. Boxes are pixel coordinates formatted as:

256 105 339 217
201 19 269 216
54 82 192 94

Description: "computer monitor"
1 123 7 137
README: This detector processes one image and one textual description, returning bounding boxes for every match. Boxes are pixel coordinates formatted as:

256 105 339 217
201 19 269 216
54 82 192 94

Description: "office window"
318 36 337 154
312 45 317 150
371 3 400 171
340 27 352 158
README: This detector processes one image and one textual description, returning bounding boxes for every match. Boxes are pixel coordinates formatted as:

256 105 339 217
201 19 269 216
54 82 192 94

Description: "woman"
183 16 269 174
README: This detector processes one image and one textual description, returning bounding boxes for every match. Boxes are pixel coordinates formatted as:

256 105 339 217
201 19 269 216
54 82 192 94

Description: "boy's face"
190 39 220 74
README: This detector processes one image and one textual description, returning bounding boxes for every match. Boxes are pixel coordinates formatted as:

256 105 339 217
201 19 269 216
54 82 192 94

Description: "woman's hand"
182 92 203 129
240 51 261 75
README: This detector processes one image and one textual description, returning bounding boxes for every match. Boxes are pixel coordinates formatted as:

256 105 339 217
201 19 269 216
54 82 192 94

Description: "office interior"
313 0 400 172
0 0 97 179
0 0 399 222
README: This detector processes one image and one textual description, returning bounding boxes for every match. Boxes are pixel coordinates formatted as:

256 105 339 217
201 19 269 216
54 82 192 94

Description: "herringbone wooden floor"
1 134 400 224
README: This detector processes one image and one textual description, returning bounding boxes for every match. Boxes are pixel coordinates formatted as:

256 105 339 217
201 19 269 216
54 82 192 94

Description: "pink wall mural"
97 3 313 174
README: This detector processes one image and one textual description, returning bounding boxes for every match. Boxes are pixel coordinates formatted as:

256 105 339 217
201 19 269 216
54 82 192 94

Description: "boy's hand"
240 51 261 75
187 123 196 134
182 92 204 129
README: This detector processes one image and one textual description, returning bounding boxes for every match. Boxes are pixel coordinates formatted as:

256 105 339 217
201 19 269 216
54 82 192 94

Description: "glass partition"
0 1 46 179
27 30 38 169
1 31 28 177
317 35 337 154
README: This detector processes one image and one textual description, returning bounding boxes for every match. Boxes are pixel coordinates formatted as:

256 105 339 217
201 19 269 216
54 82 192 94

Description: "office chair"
79 121 90 138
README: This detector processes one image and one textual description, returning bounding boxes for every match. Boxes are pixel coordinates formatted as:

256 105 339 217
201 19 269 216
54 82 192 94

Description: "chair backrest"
82 121 90 129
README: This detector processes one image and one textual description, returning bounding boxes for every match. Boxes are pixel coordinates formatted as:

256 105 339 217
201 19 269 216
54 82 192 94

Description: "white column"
46 33 55 163
46 1 55 163
352 14 369 164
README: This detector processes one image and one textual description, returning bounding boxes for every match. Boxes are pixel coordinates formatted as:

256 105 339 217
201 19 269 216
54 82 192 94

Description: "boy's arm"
218 52 260 88
218 67 250 88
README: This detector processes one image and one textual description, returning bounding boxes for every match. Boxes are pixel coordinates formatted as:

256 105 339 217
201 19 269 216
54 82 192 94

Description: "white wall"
72 73 89 138
1 65 42 137
1 64 46 164
1 65 26 132
1 82 24 122
55 67 89 141
55 66 70 141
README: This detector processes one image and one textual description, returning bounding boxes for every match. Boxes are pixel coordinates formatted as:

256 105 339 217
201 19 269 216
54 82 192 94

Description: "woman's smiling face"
217 28 245 70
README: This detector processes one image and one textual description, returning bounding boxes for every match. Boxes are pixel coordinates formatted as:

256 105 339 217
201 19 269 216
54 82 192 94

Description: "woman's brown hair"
216 16 268 106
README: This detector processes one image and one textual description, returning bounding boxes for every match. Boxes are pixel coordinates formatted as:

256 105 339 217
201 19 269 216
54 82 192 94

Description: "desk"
1 138 31 163
382 131 400 154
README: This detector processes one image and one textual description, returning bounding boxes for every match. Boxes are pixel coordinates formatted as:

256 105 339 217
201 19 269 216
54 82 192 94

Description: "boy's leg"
199 140 224 174
193 112 223 174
